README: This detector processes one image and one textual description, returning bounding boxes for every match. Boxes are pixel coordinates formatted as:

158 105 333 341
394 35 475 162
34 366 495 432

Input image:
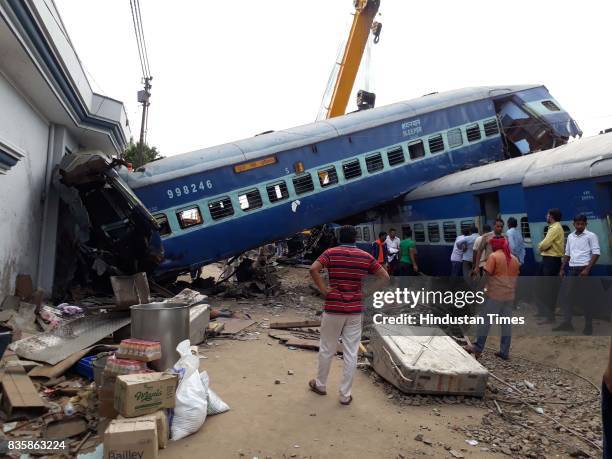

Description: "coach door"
477 191 500 230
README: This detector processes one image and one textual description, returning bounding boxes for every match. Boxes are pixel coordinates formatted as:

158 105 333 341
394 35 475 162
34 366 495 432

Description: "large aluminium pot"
130 301 190 371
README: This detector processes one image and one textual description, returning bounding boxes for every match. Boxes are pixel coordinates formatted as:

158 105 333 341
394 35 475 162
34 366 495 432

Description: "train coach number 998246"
167 180 213 199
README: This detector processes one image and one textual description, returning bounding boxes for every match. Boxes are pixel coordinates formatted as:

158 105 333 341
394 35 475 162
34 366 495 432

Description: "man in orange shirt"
469 236 520 360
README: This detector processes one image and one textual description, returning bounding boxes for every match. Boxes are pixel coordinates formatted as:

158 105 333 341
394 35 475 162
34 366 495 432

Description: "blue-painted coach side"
120 85 580 278
381 134 612 277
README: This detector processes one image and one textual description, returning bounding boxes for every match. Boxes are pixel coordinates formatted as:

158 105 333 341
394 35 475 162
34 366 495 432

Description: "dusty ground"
161 266 607 459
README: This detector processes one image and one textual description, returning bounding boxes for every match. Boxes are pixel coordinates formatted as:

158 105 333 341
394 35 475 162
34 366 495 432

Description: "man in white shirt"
385 228 401 276
450 230 467 277
553 214 600 334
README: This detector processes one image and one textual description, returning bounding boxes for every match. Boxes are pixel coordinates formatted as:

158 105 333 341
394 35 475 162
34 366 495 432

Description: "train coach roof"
122 85 540 188
404 133 612 201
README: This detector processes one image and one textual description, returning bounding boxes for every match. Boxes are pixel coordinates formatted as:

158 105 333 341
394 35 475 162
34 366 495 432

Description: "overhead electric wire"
134 0 151 77
129 0 151 79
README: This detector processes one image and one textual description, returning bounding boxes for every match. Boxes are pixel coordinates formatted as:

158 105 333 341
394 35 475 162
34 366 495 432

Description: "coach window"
443 221 457 242
154 214 172 235
427 222 440 242
342 159 362 180
541 100 560 111
414 223 425 242
520 217 531 242
428 135 444 154
365 153 384 173
176 206 203 229
355 227 363 241
408 140 425 160
483 119 500 137
293 173 315 194
401 225 412 239
447 128 463 148
238 189 263 212
266 181 289 202
317 166 338 188
461 220 474 233
208 197 234 220
363 226 371 242
466 124 482 142
387 146 405 166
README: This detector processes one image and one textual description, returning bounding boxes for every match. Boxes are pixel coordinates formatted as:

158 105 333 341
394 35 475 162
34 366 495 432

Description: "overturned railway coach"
58 85 580 283
373 133 612 276
119 85 579 280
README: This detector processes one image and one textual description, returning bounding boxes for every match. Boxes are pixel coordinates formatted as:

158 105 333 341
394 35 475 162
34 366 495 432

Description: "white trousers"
315 312 362 401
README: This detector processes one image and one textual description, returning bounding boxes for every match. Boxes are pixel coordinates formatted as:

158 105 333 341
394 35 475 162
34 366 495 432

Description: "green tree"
123 142 163 169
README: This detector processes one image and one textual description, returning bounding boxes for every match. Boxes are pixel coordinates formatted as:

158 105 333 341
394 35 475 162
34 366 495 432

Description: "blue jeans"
473 298 513 358
451 261 463 277
604 381 612 458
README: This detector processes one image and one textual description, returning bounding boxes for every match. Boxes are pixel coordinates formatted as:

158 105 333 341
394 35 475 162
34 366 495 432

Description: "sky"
55 0 612 157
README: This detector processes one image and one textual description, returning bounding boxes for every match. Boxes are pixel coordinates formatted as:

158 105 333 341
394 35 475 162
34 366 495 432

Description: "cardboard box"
104 418 158 459
114 372 177 418
1 365 46 419
98 371 118 418
118 410 169 449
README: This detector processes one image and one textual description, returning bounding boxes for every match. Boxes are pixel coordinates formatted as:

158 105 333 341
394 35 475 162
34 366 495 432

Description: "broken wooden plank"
216 318 256 335
284 338 343 354
270 320 321 330
1 365 46 419
267 330 292 341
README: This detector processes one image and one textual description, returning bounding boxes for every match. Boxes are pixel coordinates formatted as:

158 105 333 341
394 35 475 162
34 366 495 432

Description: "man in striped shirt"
309 225 389 405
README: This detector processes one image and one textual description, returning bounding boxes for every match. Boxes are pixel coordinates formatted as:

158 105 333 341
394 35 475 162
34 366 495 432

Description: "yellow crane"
325 0 381 119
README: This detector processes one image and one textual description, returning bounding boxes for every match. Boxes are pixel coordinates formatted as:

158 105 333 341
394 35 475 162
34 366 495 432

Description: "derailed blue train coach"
118 85 579 280
389 134 612 276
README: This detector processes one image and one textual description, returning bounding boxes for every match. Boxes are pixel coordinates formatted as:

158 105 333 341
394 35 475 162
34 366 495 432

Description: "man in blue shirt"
506 217 525 266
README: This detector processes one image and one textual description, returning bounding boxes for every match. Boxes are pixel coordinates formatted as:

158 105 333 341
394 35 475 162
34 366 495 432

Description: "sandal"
309 379 326 395
340 395 353 405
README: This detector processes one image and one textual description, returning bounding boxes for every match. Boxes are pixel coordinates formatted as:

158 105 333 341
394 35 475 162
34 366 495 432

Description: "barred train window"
466 124 481 142
355 227 363 241
177 206 203 229
541 100 560 111
427 223 440 242
209 197 234 220
365 153 384 173
520 217 531 241
266 181 289 202
414 223 425 242
363 227 371 242
483 119 499 137
447 128 463 148
443 221 457 242
461 220 474 233
154 214 172 235
342 159 362 180
293 174 314 195
317 166 338 188
408 140 425 160
387 146 405 166
428 135 444 154
238 189 263 212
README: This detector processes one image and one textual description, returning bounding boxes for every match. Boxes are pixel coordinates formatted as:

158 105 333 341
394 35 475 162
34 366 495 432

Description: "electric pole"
137 76 152 167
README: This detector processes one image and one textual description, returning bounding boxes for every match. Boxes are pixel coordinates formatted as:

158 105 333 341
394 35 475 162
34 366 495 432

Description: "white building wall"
0 71 50 295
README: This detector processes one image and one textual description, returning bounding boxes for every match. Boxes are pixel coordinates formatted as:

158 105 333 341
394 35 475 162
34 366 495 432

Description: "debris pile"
0 273 230 457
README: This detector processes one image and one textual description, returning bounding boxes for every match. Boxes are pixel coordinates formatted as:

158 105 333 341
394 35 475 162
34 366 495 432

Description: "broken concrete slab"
10 314 130 365
369 325 489 397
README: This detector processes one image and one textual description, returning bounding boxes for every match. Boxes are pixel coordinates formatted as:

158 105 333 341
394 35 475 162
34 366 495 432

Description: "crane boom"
325 0 380 119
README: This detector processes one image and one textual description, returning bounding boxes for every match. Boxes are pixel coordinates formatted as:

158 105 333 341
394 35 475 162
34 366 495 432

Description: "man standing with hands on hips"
308 225 389 405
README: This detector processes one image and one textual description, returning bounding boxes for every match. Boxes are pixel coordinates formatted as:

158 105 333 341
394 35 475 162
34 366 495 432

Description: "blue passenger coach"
384 134 612 276
121 85 580 279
